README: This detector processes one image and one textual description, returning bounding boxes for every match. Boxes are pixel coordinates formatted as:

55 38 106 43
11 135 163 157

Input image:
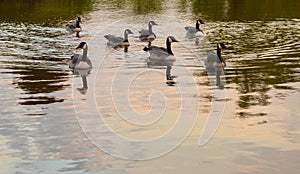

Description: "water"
1 0 300 173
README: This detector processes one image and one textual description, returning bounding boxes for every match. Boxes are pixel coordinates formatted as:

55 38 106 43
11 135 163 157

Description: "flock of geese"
65 17 227 86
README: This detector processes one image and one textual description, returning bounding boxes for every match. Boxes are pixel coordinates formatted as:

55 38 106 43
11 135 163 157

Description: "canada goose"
65 17 82 37
139 21 158 42
143 36 178 63
205 43 227 67
205 43 227 89
185 19 205 36
69 42 92 70
104 29 134 48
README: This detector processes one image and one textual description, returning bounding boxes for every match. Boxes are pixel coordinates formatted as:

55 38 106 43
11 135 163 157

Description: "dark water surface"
0 0 299 173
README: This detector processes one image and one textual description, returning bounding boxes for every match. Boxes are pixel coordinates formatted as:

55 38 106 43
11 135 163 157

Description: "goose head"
166 36 178 55
77 17 81 23
123 29 134 43
196 19 205 31
197 19 205 25
149 21 158 26
167 36 179 43
76 42 87 49
217 43 226 49
124 29 134 35
122 29 133 50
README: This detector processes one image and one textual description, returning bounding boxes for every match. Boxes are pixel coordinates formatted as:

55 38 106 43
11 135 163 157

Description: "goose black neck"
217 47 222 62
76 20 80 28
82 46 88 61
166 39 173 55
148 23 153 33
124 31 129 41
196 22 200 31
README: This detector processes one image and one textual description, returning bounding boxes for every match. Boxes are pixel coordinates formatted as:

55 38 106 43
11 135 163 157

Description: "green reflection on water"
190 0 300 21
131 0 163 14
1 0 300 24
0 0 94 25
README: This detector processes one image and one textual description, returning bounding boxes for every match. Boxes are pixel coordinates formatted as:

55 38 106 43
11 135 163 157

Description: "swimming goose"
205 43 227 67
185 19 205 36
204 43 227 89
143 36 178 63
104 29 134 48
69 42 92 70
139 21 158 42
65 17 82 37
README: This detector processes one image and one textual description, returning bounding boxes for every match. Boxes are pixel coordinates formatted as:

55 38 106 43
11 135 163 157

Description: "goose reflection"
204 43 227 89
72 69 91 95
144 56 176 87
145 58 177 86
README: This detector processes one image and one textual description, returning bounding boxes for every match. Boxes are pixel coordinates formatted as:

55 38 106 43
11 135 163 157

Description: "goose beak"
172 38 179 42
150 21 158 25
168 36 179 43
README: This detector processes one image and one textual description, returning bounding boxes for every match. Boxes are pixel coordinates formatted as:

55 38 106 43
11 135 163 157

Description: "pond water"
0 0 300 173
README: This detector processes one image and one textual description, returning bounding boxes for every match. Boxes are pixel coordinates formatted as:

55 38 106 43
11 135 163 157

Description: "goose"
205 43 227 67
69 42 92 70
65 17 82 37
143 36 178 61
104 29 134 48
139 21 158 42
185 19 205 36
205 43 227 89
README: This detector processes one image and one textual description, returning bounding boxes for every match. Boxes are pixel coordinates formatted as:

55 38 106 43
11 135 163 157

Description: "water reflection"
0 0 94 25
131 0 163 14
0 23 71 106
146 58 177 86
206 20 300 117
190 0 300 21
0 0 299 173
73 69 91 95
